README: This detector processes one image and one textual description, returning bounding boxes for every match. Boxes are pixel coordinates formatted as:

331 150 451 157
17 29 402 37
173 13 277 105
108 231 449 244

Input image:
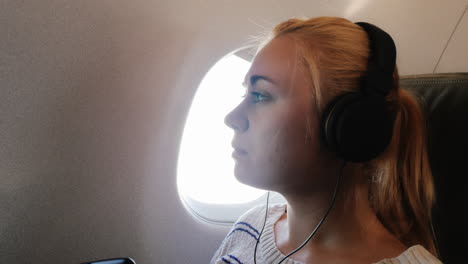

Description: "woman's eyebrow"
242 75 277 88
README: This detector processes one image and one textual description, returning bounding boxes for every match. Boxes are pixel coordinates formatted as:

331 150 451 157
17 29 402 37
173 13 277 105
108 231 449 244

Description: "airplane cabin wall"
1 1 467 263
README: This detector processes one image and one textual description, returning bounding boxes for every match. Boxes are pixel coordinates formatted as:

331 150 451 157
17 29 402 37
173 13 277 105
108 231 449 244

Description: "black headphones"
321 22 397 163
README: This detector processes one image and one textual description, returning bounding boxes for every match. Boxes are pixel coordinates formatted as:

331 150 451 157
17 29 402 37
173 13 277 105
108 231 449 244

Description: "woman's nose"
224 107 248 132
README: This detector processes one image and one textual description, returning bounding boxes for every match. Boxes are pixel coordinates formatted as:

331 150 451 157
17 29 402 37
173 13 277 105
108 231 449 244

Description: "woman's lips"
232 150 247 159
232 146 248 159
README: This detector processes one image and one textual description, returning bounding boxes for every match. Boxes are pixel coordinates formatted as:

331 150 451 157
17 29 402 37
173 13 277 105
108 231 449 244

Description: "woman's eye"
241 92 269 103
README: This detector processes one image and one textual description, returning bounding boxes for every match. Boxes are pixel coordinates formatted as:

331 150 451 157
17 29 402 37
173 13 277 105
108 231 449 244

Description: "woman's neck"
276 181 406 262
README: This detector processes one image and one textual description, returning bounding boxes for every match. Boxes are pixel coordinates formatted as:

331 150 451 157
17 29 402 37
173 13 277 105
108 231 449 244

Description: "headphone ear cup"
322 93 358 153
322 93 393 162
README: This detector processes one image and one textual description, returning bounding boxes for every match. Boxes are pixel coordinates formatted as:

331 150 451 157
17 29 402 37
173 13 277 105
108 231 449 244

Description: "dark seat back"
401 73 468 263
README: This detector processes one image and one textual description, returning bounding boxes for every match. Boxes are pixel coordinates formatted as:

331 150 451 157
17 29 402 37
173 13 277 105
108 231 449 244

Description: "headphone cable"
253 161 346 264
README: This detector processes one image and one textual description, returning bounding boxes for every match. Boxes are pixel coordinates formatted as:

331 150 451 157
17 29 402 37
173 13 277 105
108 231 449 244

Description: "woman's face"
225 36 332 192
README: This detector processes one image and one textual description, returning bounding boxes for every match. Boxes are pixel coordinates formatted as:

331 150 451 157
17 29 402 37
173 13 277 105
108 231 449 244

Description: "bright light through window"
177 53 267 205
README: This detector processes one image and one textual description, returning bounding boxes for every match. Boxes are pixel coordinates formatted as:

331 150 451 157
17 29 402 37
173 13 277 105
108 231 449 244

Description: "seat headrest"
401 72 468 263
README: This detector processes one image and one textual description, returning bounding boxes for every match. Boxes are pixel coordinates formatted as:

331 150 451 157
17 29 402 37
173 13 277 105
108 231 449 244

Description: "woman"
211 17 441 264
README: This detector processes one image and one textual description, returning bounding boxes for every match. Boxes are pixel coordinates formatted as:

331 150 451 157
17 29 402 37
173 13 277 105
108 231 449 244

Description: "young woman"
211 17 441 264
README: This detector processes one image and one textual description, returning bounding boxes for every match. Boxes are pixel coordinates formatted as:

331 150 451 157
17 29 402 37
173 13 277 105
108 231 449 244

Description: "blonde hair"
265 16 437 255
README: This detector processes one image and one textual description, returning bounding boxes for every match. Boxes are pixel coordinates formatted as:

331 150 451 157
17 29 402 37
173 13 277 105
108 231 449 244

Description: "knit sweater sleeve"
210 204 266 264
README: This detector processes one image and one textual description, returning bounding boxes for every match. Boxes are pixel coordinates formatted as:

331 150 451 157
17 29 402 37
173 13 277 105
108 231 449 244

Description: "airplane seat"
400 72 468 263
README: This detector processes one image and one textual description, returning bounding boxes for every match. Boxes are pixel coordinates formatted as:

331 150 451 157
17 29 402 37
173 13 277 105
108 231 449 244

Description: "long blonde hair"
265 16 437 255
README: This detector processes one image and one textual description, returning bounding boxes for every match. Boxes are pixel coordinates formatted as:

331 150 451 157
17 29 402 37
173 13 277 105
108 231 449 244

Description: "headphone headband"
355 22 397 96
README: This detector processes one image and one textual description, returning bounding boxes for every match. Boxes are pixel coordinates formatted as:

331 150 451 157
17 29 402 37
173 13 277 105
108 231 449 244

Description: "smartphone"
80 257 136 264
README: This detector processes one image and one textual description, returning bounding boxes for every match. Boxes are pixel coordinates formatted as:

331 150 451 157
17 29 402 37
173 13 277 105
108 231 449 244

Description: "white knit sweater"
210 203 442 264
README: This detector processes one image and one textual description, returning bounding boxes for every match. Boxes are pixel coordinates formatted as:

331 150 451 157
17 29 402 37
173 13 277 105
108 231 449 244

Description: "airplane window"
177 52 285 224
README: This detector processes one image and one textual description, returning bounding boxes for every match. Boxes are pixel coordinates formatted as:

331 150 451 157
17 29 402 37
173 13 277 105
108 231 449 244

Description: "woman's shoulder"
374 245 442 264
210 203 287 264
